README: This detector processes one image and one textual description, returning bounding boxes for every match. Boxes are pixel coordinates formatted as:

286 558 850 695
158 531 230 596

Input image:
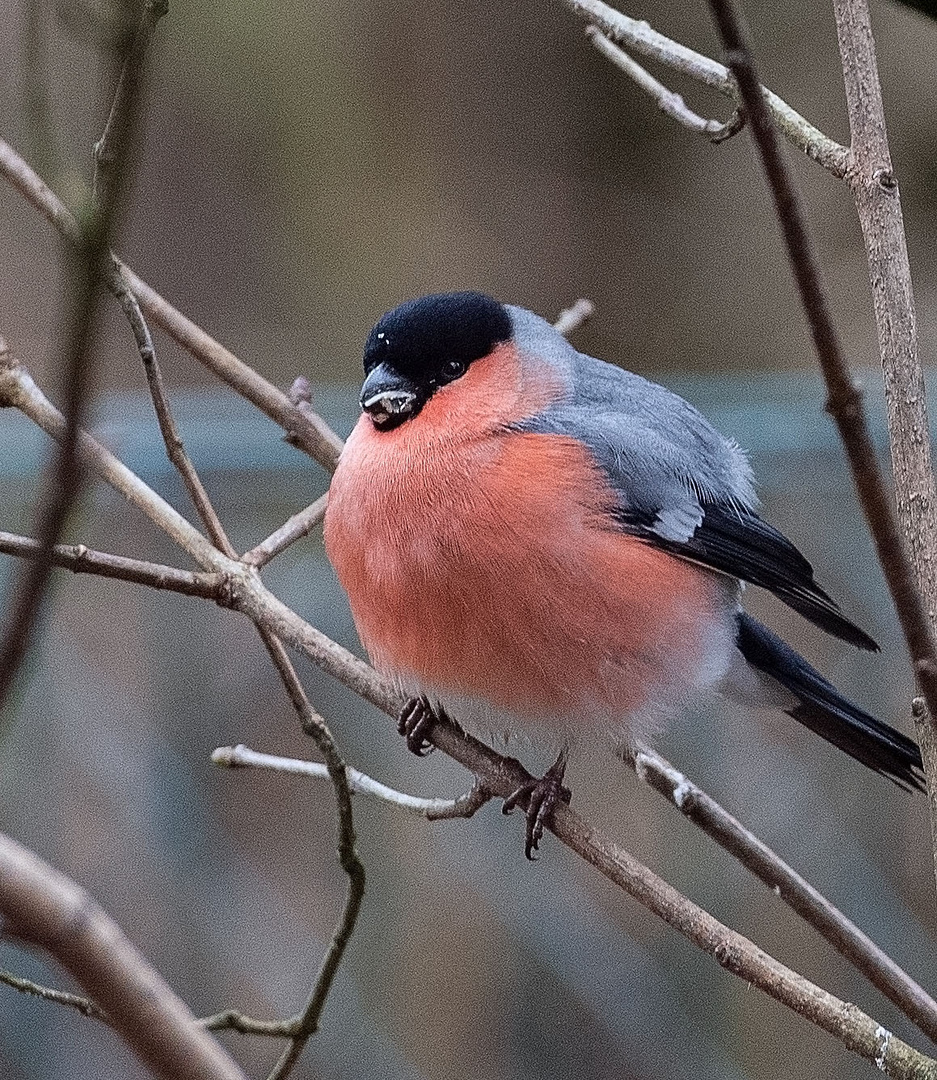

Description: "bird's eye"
440 359 466 382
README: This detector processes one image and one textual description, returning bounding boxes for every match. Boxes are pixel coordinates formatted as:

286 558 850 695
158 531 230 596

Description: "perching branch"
217 739 937 1047
703 0 937 890
2 352 935 1074
0 833 246 1080
631 747 937 1045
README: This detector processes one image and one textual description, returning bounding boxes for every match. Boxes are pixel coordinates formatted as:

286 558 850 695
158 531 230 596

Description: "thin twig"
91 0 167 205
704 0 937 882
198 1011 298 1037
242 494 329 568
107 262 237 555
564 0 848 175
0 2 164 716
0 971 302 1038
0 968 109 1023
212 743 491 818
0 531 226 600
586 28 745 141
255 633 365 1080
631 747 937 1045
0 834 246 1080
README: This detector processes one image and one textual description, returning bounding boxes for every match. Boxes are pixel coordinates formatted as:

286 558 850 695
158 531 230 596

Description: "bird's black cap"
363 292 512 386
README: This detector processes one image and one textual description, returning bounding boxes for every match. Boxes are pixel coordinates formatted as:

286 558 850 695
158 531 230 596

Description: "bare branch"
212 743 491 817
703 0 937 883
0 833 246 1080
108 262 237 555
0 136 344 473
563 0 848 175
242 494 329 568
0 531 225 599
832 0 937 886
0 967 109 1023
255 633 365 1080
632 747 937 1044
586 28 744 141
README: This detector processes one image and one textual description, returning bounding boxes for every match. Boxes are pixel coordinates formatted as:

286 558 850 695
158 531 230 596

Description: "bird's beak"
360 363 421 430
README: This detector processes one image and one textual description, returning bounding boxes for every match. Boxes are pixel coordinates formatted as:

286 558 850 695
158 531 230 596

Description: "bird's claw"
397 695 441 756
502 749 571 859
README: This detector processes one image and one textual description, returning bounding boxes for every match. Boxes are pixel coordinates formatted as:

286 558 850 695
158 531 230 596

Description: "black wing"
619 502 879 652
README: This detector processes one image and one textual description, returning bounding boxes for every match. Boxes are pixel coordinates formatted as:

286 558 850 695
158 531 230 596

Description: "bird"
323 290 922 857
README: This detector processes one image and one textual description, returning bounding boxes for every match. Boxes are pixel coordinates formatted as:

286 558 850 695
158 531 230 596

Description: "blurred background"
1 0 936 1077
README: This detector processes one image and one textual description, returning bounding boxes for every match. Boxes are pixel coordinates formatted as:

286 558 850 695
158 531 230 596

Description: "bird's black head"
360 291 512 430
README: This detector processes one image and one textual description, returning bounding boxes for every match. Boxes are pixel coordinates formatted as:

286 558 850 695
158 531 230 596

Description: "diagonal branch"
108 264 237 555
631 747 937 1044
253 631 365 1080
0 833 246 1080
0 136 343 474
564 0 848 174
3 356 936 1074
242 494 329 568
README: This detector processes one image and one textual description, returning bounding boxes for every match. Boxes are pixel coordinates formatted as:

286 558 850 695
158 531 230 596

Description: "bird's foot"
502 747 571 859
397 695 451 756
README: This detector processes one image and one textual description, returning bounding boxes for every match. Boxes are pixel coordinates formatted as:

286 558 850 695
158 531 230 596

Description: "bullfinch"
324 291 923 856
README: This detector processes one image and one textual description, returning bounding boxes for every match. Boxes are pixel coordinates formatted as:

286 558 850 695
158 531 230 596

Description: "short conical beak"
360 363 421 430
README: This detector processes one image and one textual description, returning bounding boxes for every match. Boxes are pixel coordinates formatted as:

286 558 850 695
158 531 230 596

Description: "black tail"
736 613 923 791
